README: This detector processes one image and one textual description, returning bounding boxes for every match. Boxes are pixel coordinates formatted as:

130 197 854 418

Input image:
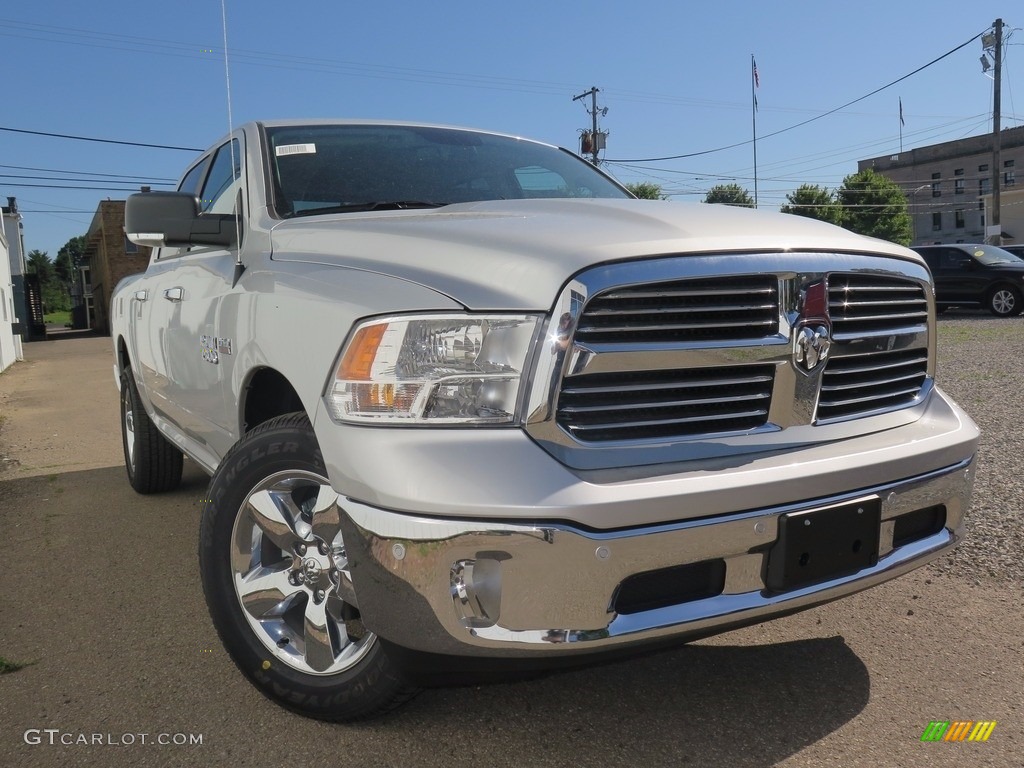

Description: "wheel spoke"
302 597 337 672
246 488 308 551
237 566 302 618
310 486 343 546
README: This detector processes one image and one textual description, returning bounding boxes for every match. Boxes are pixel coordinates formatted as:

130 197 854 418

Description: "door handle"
134 290 148 301
163 287 184 302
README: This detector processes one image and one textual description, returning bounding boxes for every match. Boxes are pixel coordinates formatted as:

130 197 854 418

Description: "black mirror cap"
125 191 237 248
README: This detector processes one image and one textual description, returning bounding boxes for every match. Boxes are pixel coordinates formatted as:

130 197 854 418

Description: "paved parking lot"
0 321 1021 768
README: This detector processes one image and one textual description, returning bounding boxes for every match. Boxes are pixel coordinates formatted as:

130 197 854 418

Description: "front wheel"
988 285 1023 317
198 413 416 721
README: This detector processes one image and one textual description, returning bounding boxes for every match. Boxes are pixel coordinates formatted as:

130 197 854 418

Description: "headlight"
325 314 540 425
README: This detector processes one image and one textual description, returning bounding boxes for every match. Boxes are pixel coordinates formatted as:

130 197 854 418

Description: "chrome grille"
573 276 778 345
531 253 934 469
555 365 775 442
817 348 928 421
828 274 928 340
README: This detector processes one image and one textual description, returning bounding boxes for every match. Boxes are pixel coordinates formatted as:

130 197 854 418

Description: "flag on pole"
752 57 760 111
899 98 905 126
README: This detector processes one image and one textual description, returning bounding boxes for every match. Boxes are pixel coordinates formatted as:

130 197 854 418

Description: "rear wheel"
120 367 183 493
987 285 1023 317
198 412 416 721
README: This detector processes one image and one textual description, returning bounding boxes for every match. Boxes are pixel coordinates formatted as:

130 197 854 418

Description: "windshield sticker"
975 249 985 257
276 143 317 157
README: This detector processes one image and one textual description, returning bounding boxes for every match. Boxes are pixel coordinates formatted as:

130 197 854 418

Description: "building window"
955 210 965 229
1005 159 1016 186
979 178 990 196
0 287 6 322
124 236 138 254
931 172 941 197
931 212 942 231
979 164 989 172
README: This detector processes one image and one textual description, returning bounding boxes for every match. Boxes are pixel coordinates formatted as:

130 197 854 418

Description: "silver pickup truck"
112 120 979 721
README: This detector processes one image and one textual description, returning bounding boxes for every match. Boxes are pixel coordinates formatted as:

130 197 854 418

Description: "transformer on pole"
573 87 608 165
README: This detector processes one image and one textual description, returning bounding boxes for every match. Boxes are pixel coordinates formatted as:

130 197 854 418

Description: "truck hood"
269 198 921 310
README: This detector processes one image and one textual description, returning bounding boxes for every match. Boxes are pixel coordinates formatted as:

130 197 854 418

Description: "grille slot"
556 365 775 442
817 348 928 421
574 276 779 345
828 274 928 339
613 559 726 615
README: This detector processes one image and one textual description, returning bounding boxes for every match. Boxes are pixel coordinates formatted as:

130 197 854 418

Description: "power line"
605 30 988 163
2 182 150 191
1 174 173 186
0 124 202 152
0 163 176 182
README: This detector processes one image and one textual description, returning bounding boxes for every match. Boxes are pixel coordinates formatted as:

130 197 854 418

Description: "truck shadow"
376 635 867 767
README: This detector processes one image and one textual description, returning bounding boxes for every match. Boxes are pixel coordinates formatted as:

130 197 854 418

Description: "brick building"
82 200 151 334
858 126 1024 246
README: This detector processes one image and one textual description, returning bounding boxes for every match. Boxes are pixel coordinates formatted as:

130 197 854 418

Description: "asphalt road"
0 329 1021 768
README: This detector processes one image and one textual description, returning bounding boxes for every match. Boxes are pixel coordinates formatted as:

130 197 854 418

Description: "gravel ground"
929 309 1024 587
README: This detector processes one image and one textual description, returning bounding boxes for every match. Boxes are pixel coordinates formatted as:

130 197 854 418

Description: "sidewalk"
0 335 122 479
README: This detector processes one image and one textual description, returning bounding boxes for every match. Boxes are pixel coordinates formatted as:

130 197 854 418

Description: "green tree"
27 249 71 314
837 168 912 245
704 183 754 207
27 250 54 283
625 182 667 200
781 184 843 226
56 234 87 285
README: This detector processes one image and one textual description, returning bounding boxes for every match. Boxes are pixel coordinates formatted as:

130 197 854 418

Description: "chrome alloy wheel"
230 470 375 675
122 394 136 468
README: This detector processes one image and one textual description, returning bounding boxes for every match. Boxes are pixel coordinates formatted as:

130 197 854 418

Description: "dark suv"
1000 244 1024 260
912 244 1024 316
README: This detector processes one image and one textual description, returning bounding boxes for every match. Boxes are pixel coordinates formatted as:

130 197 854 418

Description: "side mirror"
125 191 238 248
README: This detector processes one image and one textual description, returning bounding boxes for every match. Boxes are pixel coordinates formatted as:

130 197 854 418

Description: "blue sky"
1 1 1019 260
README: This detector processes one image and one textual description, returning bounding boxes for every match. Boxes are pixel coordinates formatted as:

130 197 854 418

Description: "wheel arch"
116 335 131 375
240 366 307 434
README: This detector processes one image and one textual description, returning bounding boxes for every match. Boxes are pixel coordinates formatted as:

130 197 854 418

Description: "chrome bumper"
337 456 974 657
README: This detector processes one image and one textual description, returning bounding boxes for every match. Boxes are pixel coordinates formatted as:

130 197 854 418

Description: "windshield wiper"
289 200 448 218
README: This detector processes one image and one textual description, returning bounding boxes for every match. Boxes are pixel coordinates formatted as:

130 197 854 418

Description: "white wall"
0 222 20 372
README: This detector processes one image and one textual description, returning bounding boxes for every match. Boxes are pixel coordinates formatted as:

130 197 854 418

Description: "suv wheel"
199 412 417 721
988 285 1023 317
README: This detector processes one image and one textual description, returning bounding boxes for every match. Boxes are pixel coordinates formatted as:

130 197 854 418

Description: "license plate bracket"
766 498 880 592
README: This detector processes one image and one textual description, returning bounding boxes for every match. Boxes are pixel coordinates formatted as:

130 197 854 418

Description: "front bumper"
336 455 974 657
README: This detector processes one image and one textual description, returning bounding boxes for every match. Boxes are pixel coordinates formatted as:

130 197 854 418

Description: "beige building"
82 201 151 334
858 126 1024 246
981 187 1024 247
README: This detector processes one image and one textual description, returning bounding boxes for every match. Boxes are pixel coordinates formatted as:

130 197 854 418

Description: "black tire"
120 367 183 493
198 412 417 721
987 284 1023 317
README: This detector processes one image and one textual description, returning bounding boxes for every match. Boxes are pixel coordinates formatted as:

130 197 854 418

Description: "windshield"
969 245 1024 265
266 124 629 218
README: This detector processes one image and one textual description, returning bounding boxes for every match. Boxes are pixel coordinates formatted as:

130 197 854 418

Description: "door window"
200 139 243 215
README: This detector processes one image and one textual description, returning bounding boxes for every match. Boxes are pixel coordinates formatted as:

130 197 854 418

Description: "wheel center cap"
301 558 323 581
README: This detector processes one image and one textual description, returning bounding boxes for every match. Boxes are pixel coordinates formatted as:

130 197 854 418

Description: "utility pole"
573 87 604 165
988 18 1004 245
